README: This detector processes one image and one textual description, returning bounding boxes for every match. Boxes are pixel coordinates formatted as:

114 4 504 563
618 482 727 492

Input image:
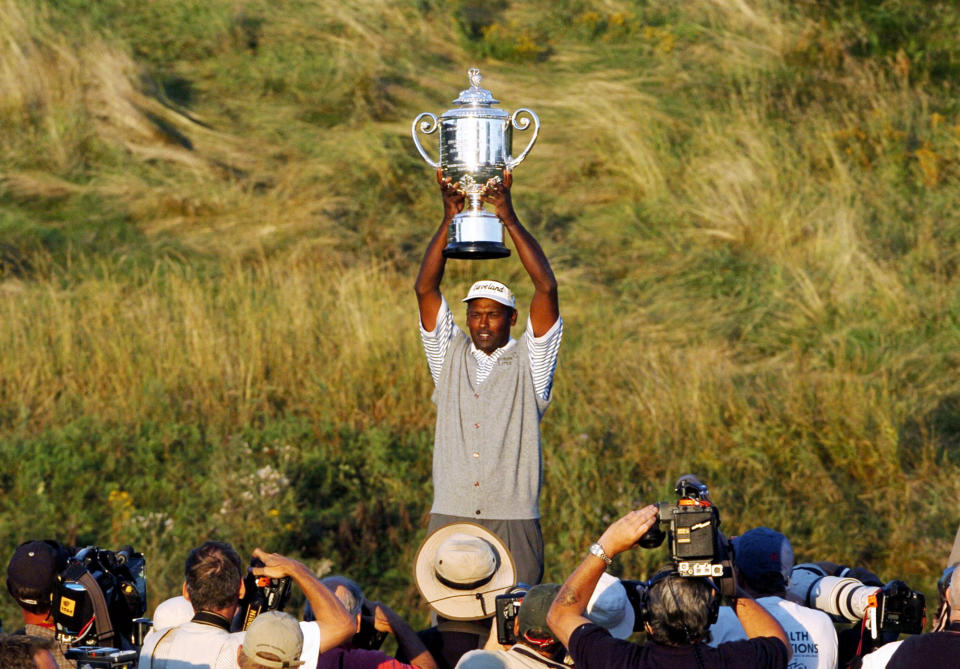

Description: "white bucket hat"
414 523 516 620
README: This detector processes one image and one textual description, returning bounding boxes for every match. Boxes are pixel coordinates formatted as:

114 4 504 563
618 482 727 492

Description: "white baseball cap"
462 280 515 309
586 572 635 639
151 596 194 629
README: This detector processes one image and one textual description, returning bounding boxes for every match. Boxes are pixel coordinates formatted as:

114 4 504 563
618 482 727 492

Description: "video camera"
787 563 925 638
236 556 292 631
52 546 147 650
637 475 736 596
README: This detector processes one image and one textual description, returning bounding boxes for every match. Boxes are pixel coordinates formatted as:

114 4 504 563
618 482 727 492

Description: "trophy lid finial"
453 67 499 107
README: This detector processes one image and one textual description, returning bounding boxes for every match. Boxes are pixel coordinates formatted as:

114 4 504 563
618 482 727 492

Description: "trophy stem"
467 192 484 214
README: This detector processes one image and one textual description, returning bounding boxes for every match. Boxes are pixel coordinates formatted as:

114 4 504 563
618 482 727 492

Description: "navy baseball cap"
6 540 62 606
732 527 794 585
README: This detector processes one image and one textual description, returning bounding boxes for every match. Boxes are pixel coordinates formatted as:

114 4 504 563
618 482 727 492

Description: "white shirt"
420 297 562 399
857 640 903 669
139 618 321 669
138 621 242 669
457 647 568 669
708 597 838 669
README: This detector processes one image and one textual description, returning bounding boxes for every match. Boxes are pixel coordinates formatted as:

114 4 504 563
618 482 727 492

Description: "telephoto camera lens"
787 565 878 622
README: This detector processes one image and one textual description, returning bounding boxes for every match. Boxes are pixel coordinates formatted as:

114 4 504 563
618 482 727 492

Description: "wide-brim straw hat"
414 522 517 620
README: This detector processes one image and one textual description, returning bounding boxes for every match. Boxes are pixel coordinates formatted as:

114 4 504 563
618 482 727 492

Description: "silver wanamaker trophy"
412 68 540 259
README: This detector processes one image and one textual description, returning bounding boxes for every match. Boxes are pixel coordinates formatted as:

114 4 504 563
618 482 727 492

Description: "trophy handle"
506 108 540 169
411 112 441 168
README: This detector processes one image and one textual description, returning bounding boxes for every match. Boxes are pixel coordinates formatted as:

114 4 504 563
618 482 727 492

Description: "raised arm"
481 170 558 336
729 589 791 660
251 548 356 653
415 168 463 332
547 506 658 647
373 603 438 669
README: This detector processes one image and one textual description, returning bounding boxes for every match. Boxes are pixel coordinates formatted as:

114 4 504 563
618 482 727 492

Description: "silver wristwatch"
589 542 612 565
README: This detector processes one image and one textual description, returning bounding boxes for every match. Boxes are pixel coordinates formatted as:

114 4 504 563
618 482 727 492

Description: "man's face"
466 298 517 355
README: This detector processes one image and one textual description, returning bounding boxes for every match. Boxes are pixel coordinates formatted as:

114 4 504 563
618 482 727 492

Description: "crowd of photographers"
1 476 956 669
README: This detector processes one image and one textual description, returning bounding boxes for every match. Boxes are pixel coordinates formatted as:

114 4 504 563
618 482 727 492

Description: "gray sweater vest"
431 330 551 520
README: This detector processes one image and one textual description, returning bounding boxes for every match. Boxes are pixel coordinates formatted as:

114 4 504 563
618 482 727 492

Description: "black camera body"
53 546 147 649
495 589 527 645
237 557 292 631
638 476 735 596
65 646 138 669
877 579 925 635
354 600 388 651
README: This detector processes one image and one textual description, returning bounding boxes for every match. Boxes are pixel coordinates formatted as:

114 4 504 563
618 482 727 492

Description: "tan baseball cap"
241 611 305 668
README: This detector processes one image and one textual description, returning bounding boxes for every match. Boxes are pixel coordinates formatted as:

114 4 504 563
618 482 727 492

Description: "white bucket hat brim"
414 522 517 620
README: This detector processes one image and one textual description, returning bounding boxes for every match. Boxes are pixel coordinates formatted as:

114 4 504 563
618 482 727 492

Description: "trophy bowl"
413 68 540 259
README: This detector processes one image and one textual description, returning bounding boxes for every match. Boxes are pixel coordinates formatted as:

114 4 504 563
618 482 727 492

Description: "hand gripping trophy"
412 68 540 259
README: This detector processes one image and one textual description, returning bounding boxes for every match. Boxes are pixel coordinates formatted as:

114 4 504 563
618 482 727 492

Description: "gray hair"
646 573 716 647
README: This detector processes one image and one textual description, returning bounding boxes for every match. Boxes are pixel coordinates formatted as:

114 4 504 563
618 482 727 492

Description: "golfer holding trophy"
413 69 561 587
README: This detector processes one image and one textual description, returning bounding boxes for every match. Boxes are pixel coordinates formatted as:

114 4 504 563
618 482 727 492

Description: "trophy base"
443 209 511 260
443 241 511 260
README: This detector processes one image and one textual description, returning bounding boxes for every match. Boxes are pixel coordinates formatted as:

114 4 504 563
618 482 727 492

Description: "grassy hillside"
2 0 960 630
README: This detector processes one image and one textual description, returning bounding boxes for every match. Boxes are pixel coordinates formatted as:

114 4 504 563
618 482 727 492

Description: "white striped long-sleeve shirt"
420 297 562 400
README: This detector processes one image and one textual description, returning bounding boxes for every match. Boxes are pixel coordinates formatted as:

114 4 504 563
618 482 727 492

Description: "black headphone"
636 569 721 631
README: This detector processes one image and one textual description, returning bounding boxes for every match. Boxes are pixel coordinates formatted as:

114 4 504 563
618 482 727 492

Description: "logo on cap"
462 281 516 309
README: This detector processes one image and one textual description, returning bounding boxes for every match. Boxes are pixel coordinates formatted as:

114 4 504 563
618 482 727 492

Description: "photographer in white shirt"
708 528 837 669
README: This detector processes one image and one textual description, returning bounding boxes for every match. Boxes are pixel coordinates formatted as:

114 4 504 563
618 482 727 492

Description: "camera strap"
511 646 566 669
692 643 707 669
192 611 232 633
75 569 116 647
146 627 177 669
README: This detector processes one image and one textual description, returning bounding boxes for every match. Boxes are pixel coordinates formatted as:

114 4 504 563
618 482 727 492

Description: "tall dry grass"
0 257 429 430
